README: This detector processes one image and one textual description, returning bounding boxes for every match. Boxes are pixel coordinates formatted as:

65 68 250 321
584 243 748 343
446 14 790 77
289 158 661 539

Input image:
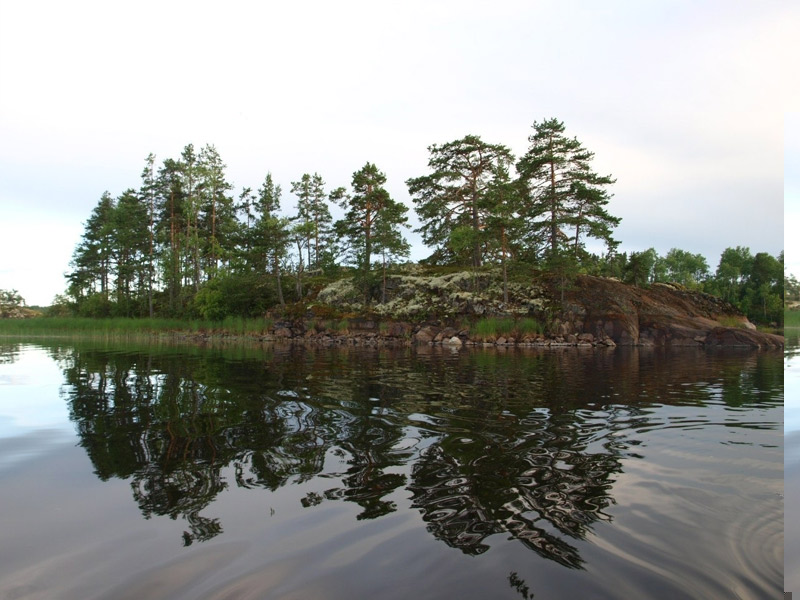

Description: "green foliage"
335 162 410 302
77 292 113 318
471 316 542 340
193 272 276 321
291 172 333 270
656 248 709 288
623 248 657 287
0 289 25 311
60 132 782 332
407 135 514 268
785 272 800 304
785 309 800 328
516 118 619 260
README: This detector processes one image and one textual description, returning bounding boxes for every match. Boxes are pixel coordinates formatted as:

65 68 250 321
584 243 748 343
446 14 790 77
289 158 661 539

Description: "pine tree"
254 173 289 308
113 188 149 315
68 191 116 304
335 162 409 303
291 173 332 270
407 135 513 268
516 119 619 261
484 161 523 303
156 157 188 313
197 144 235 277
139 153 158 317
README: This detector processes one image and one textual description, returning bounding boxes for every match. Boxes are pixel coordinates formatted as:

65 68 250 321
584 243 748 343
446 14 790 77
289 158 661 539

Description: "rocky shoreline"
223 318 782 350
239 273 783 350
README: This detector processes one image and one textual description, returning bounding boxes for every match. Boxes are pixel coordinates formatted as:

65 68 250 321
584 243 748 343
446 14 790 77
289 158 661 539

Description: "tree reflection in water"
54 342 782 562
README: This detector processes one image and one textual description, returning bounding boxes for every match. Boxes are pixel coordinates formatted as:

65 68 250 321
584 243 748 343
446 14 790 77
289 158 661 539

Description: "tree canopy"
61 123 781 325
516 118 619 261
407 135 514 268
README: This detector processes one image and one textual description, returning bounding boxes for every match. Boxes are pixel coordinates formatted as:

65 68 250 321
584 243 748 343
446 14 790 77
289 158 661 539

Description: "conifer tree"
407 135 513 268
516 119 619 261
254 173 289 307
139 153 157 317
291 173 332 270
335 162 409 302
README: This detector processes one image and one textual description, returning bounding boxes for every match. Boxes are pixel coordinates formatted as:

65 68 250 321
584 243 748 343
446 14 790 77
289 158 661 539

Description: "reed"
785 309 800 328
471 316 542 340
0 316 274 337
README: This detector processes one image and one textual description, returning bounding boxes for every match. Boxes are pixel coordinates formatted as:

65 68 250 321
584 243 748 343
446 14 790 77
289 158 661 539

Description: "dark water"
0 339 784 599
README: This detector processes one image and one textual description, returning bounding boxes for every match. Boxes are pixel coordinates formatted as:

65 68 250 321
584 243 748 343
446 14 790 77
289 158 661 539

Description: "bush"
192 273 277 321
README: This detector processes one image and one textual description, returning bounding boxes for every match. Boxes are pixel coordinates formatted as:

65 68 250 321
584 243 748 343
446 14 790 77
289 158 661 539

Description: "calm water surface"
0 339 784 599
785 329 799 596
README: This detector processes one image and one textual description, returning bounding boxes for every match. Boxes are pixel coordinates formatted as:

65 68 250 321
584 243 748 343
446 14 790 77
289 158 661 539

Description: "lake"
0 338 785 599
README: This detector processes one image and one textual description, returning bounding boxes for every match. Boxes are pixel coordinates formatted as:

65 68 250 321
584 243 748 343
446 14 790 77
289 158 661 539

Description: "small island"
4 120 785 349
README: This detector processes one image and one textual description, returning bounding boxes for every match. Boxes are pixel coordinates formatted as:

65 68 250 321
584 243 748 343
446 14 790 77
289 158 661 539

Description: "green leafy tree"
656 248 709 288
710 246 753 303
744 252 783 323
786 271 800 304
407 135 514 268
0 289 26 316
516 118 618 261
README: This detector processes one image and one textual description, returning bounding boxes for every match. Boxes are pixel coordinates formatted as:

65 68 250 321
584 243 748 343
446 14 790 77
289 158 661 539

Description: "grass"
716 315 748 329
785 309 800 328
471 316 543 340
0 316 275 337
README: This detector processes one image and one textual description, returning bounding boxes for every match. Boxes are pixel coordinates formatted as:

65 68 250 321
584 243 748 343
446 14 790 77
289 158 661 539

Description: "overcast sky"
0 0 795 306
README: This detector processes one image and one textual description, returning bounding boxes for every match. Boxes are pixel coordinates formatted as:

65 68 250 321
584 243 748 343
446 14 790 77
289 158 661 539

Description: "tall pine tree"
407 135 513 268
516 119 619 262
335 162 409 303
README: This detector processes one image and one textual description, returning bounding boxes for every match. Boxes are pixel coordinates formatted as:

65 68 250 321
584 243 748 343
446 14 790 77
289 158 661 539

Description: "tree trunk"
296 239 304 298
274 252 285 308
381 252 387 304
550 158 558 255
501 226 509 304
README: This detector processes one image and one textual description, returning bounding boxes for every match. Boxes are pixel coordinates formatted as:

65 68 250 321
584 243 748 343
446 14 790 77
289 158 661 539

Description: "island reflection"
53 342 781 566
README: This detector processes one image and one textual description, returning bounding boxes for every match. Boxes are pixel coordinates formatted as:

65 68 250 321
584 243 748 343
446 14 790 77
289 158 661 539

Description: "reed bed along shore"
785 309 800 328
0 316 276 337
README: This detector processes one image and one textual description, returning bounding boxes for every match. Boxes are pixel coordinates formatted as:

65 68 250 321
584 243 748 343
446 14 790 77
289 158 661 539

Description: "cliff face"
558 276 783 349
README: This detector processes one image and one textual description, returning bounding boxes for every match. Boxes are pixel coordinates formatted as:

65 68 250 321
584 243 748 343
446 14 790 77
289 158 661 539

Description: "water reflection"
46 341 782 568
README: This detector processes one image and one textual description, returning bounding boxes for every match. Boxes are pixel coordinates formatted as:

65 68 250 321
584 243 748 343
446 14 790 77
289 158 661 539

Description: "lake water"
0 338 785 599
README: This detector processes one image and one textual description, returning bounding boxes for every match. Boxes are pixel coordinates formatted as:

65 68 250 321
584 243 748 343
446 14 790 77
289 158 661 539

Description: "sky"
0 0 795 306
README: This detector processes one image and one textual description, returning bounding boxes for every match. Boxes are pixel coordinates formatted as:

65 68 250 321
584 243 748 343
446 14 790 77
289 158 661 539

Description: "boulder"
414 326 439 344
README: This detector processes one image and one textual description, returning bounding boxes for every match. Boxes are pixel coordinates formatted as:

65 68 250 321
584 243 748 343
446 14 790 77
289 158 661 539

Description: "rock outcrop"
557 276 782 349
277 272 784 350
